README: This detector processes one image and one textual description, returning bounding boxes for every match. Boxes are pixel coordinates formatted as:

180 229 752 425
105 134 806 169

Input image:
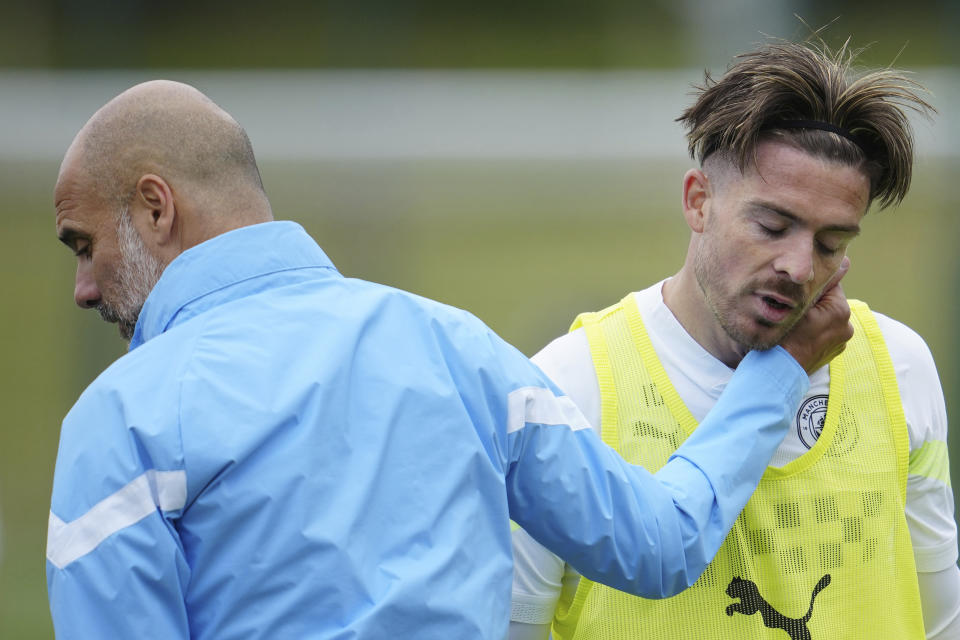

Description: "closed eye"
816 241 843 256
816 232 854 256
758 223 787 237
58 227 91 258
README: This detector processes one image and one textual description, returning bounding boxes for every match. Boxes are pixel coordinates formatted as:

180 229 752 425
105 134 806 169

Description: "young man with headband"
509 39 959 639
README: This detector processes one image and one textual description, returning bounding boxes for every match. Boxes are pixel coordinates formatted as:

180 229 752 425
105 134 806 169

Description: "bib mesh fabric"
552 296 924 640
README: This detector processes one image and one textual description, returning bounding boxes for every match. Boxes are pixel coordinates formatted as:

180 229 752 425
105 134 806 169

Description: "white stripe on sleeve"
506 386 592 434
46 469 187 570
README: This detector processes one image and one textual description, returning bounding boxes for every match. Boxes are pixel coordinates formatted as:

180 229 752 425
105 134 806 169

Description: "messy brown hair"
677 38 934 209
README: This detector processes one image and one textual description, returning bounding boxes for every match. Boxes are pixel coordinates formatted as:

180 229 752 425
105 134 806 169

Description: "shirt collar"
634 279 735 388
129 221 337 350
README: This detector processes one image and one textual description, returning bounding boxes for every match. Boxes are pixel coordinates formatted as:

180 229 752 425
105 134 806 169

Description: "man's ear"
132 174 177 247
681 168 710 234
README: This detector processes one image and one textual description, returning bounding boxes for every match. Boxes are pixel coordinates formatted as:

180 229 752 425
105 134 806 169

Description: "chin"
117 322 136 342
726 321 790 353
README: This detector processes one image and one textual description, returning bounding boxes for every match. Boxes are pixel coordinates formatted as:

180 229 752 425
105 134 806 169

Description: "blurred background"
1 0 957 636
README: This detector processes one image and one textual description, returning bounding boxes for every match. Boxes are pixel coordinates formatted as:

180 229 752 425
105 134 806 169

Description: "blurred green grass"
2 157 957 638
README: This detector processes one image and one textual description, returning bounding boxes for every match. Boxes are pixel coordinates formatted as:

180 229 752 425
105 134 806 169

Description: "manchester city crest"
796 395 829 449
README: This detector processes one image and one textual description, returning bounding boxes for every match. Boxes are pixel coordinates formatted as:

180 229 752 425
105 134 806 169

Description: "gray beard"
97 209 166 342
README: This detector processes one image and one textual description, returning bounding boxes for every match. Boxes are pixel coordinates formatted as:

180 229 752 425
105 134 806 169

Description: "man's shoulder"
66 328 196 445
348 276 479 317
97 322 198 385
531 286 655 381
867 309 938 371
859 308 947 449
870 308 925 341
341 276 510 348
55 337 188 520
532 329 590 371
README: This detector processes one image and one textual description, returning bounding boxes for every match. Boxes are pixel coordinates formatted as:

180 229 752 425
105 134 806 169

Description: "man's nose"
74 262 101 308
773 239 815 285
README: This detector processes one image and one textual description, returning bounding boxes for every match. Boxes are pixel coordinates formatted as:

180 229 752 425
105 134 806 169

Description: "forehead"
55 150 105 232
736 141 871 216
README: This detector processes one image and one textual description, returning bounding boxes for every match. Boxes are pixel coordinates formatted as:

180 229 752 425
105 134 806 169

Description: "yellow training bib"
553 295 923 640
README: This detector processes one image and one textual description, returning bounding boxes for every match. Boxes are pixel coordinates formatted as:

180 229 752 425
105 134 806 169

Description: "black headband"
772 119 870 155
700 119 870 162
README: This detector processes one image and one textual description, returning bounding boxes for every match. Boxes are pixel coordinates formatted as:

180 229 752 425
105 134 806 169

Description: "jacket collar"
129 221 338 351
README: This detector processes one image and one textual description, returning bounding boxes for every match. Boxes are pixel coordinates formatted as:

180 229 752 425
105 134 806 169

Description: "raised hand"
780 257 853 374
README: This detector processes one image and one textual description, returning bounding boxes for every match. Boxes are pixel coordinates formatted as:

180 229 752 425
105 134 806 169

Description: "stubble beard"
693 248 807 353
97 209 166 342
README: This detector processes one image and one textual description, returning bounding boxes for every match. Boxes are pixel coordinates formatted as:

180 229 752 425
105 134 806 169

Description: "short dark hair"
677 38 935 209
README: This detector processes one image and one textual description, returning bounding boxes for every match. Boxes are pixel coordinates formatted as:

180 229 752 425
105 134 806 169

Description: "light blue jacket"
47 221 807 639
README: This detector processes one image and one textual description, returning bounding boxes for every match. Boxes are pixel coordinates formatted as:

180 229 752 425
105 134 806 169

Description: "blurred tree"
138 0 681 68
0 0 952 69
661 0 804 68
53 0 148 67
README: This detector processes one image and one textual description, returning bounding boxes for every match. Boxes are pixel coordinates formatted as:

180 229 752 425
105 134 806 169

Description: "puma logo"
725 574 831 640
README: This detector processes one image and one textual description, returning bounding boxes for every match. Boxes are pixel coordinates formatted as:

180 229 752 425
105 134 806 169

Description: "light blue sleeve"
505 346 808 598
47 514 191 639
46 374 191 639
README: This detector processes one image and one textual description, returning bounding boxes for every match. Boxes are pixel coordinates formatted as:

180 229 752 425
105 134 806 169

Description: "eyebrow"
749 201 861 236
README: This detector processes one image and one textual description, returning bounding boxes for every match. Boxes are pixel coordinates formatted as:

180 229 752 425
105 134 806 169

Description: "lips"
758 292 797 310
755 291 799 324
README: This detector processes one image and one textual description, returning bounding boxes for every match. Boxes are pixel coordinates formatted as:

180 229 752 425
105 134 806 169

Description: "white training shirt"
510 280 960 640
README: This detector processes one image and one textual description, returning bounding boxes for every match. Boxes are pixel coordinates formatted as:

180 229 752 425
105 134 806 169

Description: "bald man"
47 81 853 639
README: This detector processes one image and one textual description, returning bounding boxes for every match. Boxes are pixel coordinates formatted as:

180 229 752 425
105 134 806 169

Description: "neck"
661 265 749 369
179 195 273 253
